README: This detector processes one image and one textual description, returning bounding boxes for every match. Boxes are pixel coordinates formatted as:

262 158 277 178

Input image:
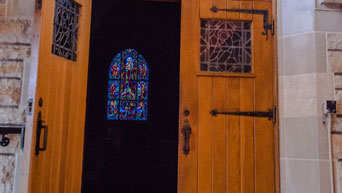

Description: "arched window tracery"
107 49 149 120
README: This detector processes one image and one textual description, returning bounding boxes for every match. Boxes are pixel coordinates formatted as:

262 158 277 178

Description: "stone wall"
278 0 342 193
319 0 342 7
329 32 342 193
0 0 34 193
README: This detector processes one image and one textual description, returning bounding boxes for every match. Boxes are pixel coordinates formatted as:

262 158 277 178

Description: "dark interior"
82 1 181 193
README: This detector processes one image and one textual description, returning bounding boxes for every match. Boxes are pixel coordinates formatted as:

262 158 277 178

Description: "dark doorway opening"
82 1 180 193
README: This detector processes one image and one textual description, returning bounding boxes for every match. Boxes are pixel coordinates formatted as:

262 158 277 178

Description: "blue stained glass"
120 80 137 100
136 101 148 120
107 100 119 120
107 49 149 120
108 80 120 99
119 101 136 120
109 54 121 79
137 55 148 80
137 81 148 100
121 53 137 80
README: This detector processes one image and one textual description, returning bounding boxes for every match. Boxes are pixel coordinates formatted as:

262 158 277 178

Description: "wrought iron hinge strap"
210 6 274 40
210 106 277 124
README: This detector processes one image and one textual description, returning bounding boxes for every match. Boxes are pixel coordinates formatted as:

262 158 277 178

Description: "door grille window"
107 49 149 121
200 20 252 73
52 0 80 61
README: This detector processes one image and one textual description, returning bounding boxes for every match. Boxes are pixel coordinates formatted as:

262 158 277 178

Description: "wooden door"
28 0 92 193
178 0 278 193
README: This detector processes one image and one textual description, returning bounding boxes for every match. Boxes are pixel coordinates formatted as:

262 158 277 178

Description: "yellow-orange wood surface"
178 1 276 193
28 0 92 193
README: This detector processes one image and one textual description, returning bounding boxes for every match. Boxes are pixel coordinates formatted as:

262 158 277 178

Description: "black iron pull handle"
181 119 192 155
35 111 48 156
39 125 48 151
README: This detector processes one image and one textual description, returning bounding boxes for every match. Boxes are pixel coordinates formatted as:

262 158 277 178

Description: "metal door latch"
181 119 192 155
35 111 48 156
210 106 277 124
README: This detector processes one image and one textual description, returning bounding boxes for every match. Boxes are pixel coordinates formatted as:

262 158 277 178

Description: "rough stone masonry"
0 0 32 192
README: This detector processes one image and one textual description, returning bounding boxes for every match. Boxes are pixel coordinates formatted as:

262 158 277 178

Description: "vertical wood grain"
200 0 212 18
178 0 200 193
240 1 253 20
39 55 59 193
212 78 227 193
180 1 277 193
240 78 255 193
48 59 67 193
28 1 92 193
63 62 78 193
227 0 240 20
212 0 227 19
198 77 213 193
227 78 241 193
253 2 275 193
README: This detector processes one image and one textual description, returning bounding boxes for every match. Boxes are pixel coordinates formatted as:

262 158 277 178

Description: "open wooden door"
28 0 92 193
178 0 278 193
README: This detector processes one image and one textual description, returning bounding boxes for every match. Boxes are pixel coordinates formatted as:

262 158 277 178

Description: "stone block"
284 159 321 193
319 160 333 193
0 44 31 59
0 61 23 78
315 11 342 33
335 90 342 101
335 75 342 89
338 104 342 114
0 1 5 16
0 18 32 43
320 0 342 5
332 116 342 132
281 33 317 75
0 78 21 106
283 117 319 159
280 0 315 36
332 134 342 159
328 51 342 73
283 74 317 118
0 107 25 124
315 32 327 73
6 0 35 17
0 155 15 193
335 161 342 193
327 33 342 50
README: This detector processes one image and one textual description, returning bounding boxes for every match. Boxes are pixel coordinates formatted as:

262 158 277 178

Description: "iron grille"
52 0 80 61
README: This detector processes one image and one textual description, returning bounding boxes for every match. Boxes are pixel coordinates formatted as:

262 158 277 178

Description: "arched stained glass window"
107 49 149 120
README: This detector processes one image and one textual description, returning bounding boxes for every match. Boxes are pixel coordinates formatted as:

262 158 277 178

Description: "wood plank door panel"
28 1 92 193
178 1 277 193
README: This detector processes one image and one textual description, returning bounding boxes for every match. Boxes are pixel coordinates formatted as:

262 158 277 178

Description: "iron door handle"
35 111 48 156
181 119 192 155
